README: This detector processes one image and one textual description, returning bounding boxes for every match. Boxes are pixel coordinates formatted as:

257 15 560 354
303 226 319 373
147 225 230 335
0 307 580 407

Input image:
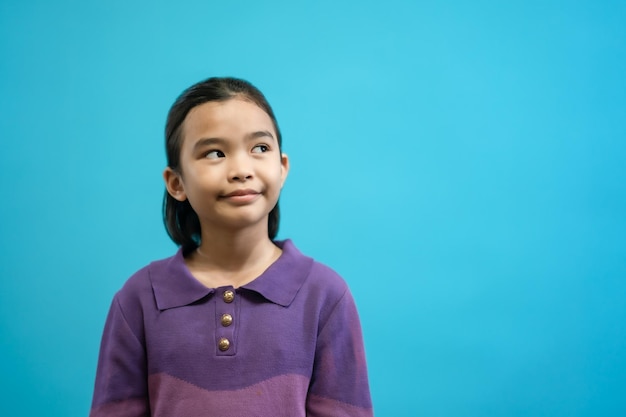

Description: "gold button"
223 290 235 303
218 337 230 351
221 313 233 327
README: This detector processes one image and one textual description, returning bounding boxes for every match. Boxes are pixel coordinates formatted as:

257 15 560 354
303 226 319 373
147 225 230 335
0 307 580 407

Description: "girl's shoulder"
280 239 351 299
307 257 348 292
121 250 179 285
283 240 361 329
113 249 187 308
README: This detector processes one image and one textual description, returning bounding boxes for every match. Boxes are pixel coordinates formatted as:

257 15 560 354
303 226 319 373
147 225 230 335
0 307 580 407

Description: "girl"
90 77 373 417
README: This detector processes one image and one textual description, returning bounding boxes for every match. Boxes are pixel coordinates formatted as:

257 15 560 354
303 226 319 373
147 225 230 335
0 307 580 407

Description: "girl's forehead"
182 98 275 139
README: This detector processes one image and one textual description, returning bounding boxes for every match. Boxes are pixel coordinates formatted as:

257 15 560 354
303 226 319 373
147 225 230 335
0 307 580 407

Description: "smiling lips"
220 189 261 204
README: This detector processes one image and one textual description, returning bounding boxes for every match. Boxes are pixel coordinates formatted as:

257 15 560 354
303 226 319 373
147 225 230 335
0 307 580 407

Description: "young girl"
90 77 373 417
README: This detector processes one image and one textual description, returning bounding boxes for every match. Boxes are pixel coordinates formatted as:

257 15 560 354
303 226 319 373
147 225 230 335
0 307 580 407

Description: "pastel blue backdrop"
1 1 624 416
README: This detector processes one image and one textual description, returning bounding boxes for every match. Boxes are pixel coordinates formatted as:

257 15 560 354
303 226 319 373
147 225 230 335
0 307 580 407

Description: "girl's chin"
201 213 271 232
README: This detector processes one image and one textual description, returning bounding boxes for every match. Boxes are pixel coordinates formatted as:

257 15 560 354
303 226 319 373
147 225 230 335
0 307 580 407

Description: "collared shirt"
90 240 373 417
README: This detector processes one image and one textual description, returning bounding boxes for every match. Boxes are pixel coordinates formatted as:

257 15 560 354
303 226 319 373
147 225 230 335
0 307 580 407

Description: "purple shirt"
90 240 373 417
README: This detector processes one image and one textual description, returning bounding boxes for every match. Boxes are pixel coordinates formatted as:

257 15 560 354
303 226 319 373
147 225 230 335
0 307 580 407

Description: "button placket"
215 287 237 356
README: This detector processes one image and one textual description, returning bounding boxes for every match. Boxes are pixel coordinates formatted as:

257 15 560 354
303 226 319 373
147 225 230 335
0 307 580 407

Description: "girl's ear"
280 153 290 188
163 167 187 201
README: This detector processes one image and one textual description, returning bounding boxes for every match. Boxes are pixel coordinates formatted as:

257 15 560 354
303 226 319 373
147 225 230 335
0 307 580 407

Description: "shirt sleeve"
306 289 373 417
90 296 150 417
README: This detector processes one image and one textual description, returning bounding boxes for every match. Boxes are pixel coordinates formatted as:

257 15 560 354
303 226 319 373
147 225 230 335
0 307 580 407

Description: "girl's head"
163 77 287 252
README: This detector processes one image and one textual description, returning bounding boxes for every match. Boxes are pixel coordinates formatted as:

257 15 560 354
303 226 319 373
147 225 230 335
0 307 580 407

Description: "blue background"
1 1 625 415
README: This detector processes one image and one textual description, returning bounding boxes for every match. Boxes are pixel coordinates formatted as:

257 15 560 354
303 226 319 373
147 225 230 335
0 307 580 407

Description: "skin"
163 98 289 288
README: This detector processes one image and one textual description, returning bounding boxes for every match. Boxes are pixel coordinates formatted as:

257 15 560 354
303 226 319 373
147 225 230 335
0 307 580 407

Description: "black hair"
163 77 283 253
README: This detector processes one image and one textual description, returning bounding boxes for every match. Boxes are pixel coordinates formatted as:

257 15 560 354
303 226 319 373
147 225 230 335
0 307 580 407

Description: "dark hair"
163 77 283 253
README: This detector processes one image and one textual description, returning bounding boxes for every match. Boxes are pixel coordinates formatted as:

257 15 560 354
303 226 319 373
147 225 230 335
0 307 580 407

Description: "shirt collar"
149 239 313 310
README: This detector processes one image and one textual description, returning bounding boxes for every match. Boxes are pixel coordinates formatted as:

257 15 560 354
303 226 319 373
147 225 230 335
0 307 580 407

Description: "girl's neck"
186 224 281 289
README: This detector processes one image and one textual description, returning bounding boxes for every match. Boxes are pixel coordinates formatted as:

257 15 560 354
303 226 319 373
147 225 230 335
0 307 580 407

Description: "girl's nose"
229 157 254 182
231 172 253 182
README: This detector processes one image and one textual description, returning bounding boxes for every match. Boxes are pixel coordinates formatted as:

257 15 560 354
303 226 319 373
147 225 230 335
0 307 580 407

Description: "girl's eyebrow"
192 131 276 152
246 130 275 141
192 137 226 152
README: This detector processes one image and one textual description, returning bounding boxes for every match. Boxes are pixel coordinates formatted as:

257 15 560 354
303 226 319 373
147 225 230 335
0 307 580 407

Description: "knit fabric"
90 240 373 417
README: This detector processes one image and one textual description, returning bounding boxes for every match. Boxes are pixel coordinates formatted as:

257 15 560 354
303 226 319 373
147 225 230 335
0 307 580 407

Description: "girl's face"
164 98 289 234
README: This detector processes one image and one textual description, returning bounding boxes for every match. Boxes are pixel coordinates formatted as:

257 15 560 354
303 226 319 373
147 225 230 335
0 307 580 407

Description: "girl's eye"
252 144 269 153
205 150 225 159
